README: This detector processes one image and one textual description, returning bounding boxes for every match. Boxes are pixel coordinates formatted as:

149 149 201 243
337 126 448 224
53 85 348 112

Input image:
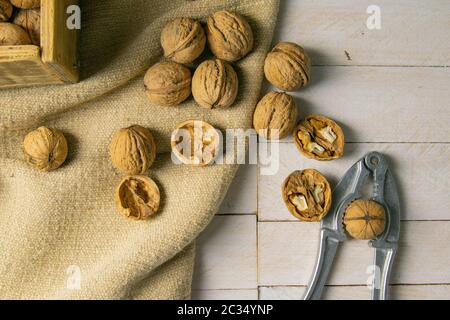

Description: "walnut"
161 17 206 64
115 175 160 220
206 10 254 62
344 199 386 240
294 115 345 161
144 61 192 106
23 126 68 172
0 0 13 22
171 120 220 166
253 91 298 139
13 8 40 45
110 125 156 175
192 59 238 109
282 169 332 222
264 42 311 91
10 0 40 9
0 22 31 45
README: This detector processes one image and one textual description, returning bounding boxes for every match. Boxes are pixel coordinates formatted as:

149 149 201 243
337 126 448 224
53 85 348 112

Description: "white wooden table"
192 0 450 300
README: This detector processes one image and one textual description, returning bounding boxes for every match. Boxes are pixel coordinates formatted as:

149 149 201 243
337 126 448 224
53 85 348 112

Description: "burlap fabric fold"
0 0 279 299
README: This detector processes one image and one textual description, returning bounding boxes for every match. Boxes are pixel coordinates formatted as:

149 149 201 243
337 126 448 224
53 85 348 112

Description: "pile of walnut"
0 0 41 46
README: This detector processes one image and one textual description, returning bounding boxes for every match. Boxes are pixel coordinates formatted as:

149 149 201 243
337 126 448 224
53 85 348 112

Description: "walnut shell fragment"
115 175 160 220
192 59 238 109
13 8 41 45
0 22 31 45
0 0 13 22
206 10 254 62
110 125 156 175
144 61 192 106
253 91 298 139
10 0 40 9
344 199 386 240
171 120 220 166
264 42 311 91
294 115 345 161
23 126 68 172
161 17 206 64
282 169 332 222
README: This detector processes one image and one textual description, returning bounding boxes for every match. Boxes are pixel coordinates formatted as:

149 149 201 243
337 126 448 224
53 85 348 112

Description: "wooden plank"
219 165 257 215
258 143 450 222
192 289 258 300
258 221 450 286
192 216 257 290
276 66 450 143
275 0 450 66
260 285 450 300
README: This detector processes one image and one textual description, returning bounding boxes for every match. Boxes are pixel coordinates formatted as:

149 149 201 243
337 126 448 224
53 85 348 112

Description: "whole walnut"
344 199 386 240
10 0 40 9
192 59 238 109
0 22 31 45
144 61 192 106
0 0 13 22
110 125 156 175
161 17 206 64
206 10 254 62
264 42 311 91
253 91 298 139
23 127 68 172
13 8 40 45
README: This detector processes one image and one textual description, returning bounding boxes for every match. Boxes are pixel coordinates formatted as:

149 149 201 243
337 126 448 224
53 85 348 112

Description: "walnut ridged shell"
206 10 254 62
161 17 206 64
0 22 31 45
264 42 311 91
192 59 238 109
282 169 332 222
110 125 156 175
253 91 298 139
10 0 40 9
13 8 41 45
23 127 68 172
294 115 345 161
115 175 160 220
144 61 192 106
0 0 13 22
344 199 386 240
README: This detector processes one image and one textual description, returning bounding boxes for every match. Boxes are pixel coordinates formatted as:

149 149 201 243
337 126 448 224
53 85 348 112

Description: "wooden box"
0 0 79 88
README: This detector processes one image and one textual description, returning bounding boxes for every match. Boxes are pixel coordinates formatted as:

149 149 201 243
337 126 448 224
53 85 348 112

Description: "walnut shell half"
23 126 68 172
344 199 386 240
171 119 220 166
144 61 192 107
294 115 345 161
115 175 160 220
192 59 238 109
253 91 298 140
0 22 31 45
161 17 206 64
0 0 13 22
264 42 311 91
10 0 40 9
282 169 332 222
13 8 41 45
206 10 254 62
110 125 156 175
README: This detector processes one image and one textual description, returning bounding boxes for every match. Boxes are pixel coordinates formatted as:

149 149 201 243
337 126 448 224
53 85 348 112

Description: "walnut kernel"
23 126 68 172
344 199 386 240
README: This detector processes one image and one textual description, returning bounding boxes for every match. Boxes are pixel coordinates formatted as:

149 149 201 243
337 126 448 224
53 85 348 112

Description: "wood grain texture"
258 221 450 286
274 0 450 66
192 289 258 300
260 285 450 300
273 66 450 143
193 215 257 290
259 143 450 221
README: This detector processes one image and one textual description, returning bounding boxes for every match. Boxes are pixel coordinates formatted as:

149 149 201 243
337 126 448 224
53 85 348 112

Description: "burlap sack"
0 0 280 299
